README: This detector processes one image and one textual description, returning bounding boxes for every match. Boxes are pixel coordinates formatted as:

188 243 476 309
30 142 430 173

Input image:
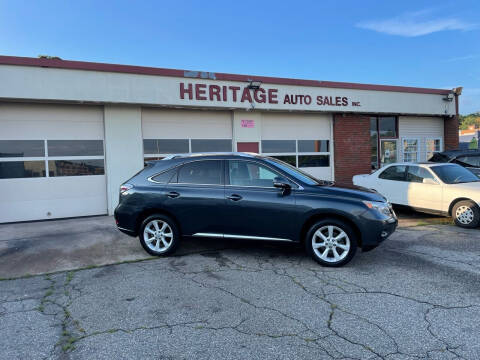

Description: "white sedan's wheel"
312 226 351 263
452 200 480 229
455 206 474 225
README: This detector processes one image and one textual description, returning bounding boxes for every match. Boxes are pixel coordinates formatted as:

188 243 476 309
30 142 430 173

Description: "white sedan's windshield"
431 164 480 184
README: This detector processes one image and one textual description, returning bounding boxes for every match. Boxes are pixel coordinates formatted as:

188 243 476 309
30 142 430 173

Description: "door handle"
166 191 180 198
227 194 242 201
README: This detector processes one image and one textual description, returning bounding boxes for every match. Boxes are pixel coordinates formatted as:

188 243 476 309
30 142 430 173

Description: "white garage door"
260 113 333 180
0 103 107 223
142 108 232 159
399 116 444 162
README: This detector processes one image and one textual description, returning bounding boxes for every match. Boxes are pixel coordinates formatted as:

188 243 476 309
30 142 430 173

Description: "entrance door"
380 140 397 167
223 159 297 240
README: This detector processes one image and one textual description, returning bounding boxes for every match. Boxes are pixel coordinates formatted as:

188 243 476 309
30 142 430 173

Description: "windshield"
431 164 480 184
265 157 322 185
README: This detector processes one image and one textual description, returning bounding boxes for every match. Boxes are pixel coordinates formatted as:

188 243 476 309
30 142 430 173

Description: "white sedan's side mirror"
423 178 438 185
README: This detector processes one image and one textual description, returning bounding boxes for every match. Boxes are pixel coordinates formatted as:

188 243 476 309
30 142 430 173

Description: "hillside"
459 112 480 130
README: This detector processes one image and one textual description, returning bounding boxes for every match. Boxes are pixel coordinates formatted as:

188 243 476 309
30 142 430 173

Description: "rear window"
177 160 223 185
455 156 480 167
151 167 178 183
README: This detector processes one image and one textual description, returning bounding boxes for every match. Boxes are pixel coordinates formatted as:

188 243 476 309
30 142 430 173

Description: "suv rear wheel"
139 214 180 256
305 219 357 267
452 200 480 228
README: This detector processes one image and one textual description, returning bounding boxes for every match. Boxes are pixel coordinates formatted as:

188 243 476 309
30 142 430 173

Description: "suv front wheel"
139 214 180 256
305 219 357 267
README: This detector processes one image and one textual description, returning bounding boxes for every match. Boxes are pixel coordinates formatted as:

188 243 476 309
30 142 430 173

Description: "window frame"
260 139 330 169
175 159 225 186
370 116 398 170
378 164 407 182
405 165 436 183
402 137 420 163
426 137 443 161
225 159 300 189
143 138 233 159
0 139 105 179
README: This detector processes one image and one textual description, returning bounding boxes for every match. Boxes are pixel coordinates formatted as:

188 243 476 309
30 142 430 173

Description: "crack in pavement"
1 229 479 360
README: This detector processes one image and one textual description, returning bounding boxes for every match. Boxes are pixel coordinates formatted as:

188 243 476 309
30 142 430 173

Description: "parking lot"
1 215 479 359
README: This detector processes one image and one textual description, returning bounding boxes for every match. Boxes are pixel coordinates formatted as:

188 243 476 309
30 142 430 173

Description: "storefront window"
0 161 45 179
261 140 296 153
0 140 105 179
378 117 397 137
426 138 442 160
269 155 296 166
143 139 189 154
403 138 419 162
261 139 330 168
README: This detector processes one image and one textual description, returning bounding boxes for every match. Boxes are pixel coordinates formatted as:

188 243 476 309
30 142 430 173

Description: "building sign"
179 82 360 108
241 119 255 128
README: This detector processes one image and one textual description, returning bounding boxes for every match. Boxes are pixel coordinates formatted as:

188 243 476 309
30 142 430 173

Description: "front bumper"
360 211 398 251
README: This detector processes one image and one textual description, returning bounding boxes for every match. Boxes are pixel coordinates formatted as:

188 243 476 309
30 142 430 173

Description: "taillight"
120 183 133 194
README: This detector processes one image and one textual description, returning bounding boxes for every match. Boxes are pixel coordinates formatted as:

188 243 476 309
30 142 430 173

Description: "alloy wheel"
143 219 174 253
312 225 350 263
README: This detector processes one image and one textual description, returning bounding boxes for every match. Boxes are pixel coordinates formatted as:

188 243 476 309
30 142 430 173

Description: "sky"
0 0 478 114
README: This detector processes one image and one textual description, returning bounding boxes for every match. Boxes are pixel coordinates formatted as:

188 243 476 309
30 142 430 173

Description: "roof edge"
0 55 451 95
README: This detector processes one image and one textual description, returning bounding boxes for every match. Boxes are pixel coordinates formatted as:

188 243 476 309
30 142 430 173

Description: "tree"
459 113 480 130
469 137 478 149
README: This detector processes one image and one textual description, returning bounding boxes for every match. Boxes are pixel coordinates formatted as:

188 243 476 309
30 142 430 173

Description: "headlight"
363 200 392 217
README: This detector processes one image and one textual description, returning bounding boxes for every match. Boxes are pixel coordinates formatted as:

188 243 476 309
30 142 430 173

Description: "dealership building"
0 56 460 223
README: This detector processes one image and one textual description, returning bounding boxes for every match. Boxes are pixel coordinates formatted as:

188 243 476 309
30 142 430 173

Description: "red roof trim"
0 55 451 95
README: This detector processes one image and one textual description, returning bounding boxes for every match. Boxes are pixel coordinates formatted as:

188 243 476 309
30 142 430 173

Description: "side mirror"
423 178 438 185
273 176 291 193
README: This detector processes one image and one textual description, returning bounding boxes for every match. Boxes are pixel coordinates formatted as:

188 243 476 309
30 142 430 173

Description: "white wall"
104 106 144 214
0 64 456 116
233 111 262 148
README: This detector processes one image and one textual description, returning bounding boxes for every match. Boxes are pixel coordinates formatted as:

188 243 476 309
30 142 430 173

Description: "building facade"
0 56 459 223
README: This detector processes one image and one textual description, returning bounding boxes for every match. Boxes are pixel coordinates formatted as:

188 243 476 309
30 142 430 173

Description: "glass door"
380 139 397 166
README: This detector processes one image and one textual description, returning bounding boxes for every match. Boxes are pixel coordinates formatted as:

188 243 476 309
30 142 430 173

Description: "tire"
452 200 480 228
305 219 358 267
138 214 180 256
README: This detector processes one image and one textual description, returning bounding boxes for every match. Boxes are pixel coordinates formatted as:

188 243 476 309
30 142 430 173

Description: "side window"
151 167 178 184
177 160 222 185
229 161 281 187
379 165 406 181
406 166 435 183
456 156 480 167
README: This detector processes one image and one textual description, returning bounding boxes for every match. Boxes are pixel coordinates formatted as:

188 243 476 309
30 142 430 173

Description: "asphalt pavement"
1 223 479 359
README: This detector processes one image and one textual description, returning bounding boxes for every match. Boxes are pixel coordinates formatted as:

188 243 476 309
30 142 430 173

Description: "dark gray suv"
114 153 397 267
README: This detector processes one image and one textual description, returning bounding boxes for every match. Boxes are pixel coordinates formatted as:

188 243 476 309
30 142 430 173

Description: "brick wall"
444 115 459 150
333 114 371 186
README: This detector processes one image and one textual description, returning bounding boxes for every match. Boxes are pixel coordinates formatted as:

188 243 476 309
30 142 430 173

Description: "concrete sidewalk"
0 216 151 279
0 211 455 279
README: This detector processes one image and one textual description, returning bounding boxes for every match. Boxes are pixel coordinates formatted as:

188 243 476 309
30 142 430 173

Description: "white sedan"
353 163 480 228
